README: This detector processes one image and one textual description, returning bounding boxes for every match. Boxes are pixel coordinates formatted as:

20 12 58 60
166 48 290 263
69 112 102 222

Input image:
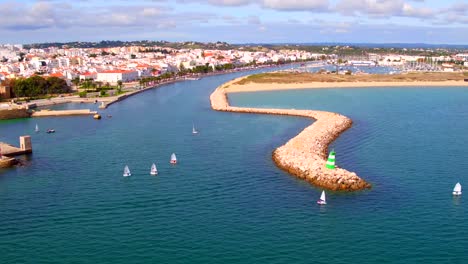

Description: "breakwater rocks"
0 157 18 168
210 83 371 191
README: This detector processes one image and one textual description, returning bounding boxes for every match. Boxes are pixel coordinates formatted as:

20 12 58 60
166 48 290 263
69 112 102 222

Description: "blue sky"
0 0 467 44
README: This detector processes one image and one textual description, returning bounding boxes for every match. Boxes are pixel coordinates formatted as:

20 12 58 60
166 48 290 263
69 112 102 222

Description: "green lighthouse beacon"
325 149 336 169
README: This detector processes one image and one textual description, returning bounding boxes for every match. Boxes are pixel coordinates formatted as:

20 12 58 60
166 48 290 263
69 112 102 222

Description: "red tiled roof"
100 70 134 74
204 52 214 57
81 72 96 76
48 72 64 77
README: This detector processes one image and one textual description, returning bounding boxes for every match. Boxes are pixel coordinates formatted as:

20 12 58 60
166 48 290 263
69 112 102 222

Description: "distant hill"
24 40 235 50
22 40 467 57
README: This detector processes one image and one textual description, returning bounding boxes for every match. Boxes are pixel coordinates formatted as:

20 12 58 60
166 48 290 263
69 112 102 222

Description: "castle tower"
19 136 32 153
325 150 336 169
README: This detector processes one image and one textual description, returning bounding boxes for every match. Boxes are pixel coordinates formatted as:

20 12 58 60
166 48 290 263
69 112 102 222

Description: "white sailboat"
317 190 327 205
453 182 462 196
150 163 158 175
170 153 177 164
123 165 131 177
192 123 198 134
35 124 39 132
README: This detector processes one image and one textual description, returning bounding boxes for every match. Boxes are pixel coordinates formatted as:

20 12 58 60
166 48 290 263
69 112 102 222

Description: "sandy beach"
225 79 468 93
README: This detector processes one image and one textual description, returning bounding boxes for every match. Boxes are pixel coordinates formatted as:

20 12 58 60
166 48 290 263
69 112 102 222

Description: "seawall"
31 109 97 117
210 79 371 191
0 108 31 120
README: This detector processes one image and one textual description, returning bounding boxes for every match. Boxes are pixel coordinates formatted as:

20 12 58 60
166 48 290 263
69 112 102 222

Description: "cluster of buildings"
0 44 323 87
1 43 467 99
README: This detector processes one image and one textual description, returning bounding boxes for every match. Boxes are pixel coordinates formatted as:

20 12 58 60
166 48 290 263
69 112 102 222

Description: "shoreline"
210 77 371 191
98 64 300 109
226 79 468 93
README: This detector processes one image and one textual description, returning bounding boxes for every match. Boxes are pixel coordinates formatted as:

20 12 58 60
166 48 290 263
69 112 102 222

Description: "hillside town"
1 42 467 100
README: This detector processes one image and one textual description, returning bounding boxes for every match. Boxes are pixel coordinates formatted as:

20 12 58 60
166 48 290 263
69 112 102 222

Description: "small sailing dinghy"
150 163 158 175
453 182 462 196
192 123 198 134
35 124 39 133
123 165 131 177
170 153 177 164
317 190 327 205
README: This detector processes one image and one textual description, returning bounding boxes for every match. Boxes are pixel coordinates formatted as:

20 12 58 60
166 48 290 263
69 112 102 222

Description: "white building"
455 54 468 61
96 70 139 84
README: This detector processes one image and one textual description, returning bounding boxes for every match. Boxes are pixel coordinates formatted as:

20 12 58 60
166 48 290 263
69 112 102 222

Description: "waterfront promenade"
210 77 371 191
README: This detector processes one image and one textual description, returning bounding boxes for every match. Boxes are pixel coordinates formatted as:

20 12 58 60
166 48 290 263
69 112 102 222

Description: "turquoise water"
37 102 101 111
1 71 468 263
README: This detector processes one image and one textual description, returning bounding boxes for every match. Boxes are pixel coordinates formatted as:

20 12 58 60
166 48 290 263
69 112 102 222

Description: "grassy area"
234 72 467 85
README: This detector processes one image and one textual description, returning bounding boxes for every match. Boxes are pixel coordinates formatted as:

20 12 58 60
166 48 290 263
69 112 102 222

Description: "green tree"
71 77 80 87
46 77 69 94
10 76 70 98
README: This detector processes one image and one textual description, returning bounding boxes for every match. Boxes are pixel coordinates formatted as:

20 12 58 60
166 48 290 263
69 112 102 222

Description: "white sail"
192 123 198 134
320 190 326 203
170 153 177 164
453 182 462 195
123 165 131 177
150 163 158 175
35 124 39 132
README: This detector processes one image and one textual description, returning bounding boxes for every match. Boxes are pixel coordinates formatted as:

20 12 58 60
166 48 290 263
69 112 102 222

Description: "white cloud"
261 0 329 11
247 15 261 25
402 3 433 18
438 2 468 25
206 0 252 6
141 7 163 17
336 0 434 19
336 0 404 17
0 2 62 30
0 0 467 44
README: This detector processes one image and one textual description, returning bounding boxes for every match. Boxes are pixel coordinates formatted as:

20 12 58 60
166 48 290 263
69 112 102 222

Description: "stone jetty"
210 80 371 191
31 109 97 117
0 136 32 169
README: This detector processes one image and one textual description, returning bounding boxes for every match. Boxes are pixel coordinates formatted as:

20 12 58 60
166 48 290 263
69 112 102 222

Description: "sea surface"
1 70 467 263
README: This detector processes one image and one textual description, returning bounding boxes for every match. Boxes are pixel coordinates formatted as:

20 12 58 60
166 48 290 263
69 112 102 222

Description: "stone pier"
31 109 97 117
210 80 371 191
0 136 32 168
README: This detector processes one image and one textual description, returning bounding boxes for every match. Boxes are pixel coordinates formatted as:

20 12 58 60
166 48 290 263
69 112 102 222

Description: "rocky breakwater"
210 82 371 191
0 156 18 168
